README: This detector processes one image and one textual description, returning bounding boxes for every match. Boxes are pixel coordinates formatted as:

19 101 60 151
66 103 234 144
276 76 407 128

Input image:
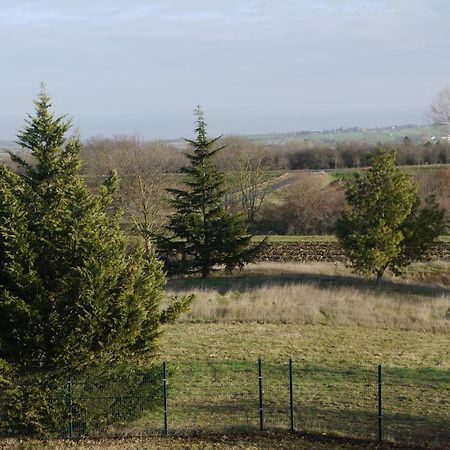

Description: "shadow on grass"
301 406 449 448
167 270 450 298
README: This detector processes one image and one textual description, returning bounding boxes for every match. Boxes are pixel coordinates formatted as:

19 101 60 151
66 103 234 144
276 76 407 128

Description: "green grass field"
152 261 450 447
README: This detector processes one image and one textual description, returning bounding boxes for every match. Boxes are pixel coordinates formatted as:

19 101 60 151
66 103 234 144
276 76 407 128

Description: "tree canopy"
336 148 447 283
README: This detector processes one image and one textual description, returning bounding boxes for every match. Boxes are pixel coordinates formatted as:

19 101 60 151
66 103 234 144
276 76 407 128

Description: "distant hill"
3 124 449 148
245 124 450 146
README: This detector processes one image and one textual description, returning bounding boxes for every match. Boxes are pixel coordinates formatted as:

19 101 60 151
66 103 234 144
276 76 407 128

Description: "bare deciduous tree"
429 86 450 126
80 136 184 254
216 136 281 225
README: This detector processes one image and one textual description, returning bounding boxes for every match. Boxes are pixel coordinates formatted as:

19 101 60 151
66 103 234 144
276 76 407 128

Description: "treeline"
272 138 450 170
5 134 450 176
3 133 450 239
79 135 450 175
73 135 450 237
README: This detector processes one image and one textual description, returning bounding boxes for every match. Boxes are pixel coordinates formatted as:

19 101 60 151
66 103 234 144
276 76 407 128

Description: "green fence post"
258 358 264 431
289 359 294 432
378 365 383 443
163 361 168 435
67 371 73 439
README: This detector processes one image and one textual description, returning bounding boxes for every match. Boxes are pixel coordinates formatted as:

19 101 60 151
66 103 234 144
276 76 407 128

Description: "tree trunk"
375 269 385 287
201 266 209 279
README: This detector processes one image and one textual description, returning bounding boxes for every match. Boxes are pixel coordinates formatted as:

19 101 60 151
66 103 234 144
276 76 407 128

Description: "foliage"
336 149 447 282
157 107 265 278
391 196 447 273
0 362 163 437
0 89 185 433
160 294 195 324
70 363 162 435
0 366 68 436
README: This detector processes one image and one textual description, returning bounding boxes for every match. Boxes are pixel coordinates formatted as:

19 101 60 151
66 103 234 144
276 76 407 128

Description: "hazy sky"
1 0 449 139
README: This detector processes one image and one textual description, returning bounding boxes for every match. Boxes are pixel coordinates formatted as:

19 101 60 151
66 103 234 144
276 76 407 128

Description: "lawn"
153 261 450 447
160 323 449 368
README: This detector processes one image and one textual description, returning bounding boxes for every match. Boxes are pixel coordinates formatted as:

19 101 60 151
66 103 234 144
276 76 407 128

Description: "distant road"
268 164 450 193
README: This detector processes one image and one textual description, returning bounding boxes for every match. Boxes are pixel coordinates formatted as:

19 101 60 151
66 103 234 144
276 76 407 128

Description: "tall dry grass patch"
166 262 450 333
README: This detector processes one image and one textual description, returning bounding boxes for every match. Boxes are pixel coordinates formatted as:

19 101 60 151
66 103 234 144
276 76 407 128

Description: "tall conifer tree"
0 88 171 372
0 89 190 433
157 107 264 278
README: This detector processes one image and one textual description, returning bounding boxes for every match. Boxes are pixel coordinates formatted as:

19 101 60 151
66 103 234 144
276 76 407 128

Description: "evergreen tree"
0 89 169 373
0 90 169 371
0 89 194 432
336 148 447 284
0 90 191 432
157 107 264 278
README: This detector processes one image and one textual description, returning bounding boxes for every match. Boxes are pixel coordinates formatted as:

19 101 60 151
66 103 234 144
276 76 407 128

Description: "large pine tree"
0 89 168 374
157 107 264 278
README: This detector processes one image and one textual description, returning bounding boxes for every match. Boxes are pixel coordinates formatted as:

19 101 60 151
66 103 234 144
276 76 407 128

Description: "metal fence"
0 360 449 448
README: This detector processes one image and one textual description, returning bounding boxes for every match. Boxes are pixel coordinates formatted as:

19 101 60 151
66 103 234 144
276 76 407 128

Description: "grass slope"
155 262 450 446
166 262 450 332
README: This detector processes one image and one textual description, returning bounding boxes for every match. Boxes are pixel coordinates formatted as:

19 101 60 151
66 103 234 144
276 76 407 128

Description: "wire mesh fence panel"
167 360 259 433
1 361 449 444
263 361 294 431
383 367 450 448
297 365 377 441
70 365 163 438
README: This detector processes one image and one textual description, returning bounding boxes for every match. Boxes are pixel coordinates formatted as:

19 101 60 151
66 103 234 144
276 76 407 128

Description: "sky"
1 0 449 139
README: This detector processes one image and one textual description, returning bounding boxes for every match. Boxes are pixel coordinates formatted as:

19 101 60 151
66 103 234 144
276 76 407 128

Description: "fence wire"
70 365 162 438
297 365 377 441
383 367 450 448
0 360 448 448
167 360 259 432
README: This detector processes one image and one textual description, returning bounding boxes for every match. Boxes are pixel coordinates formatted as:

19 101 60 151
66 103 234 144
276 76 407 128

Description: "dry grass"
0 433 390 449
166 262 450 333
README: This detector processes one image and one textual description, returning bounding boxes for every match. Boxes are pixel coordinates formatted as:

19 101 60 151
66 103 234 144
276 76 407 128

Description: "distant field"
252 234 449 242
246 125 445 145
252 234 337 242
